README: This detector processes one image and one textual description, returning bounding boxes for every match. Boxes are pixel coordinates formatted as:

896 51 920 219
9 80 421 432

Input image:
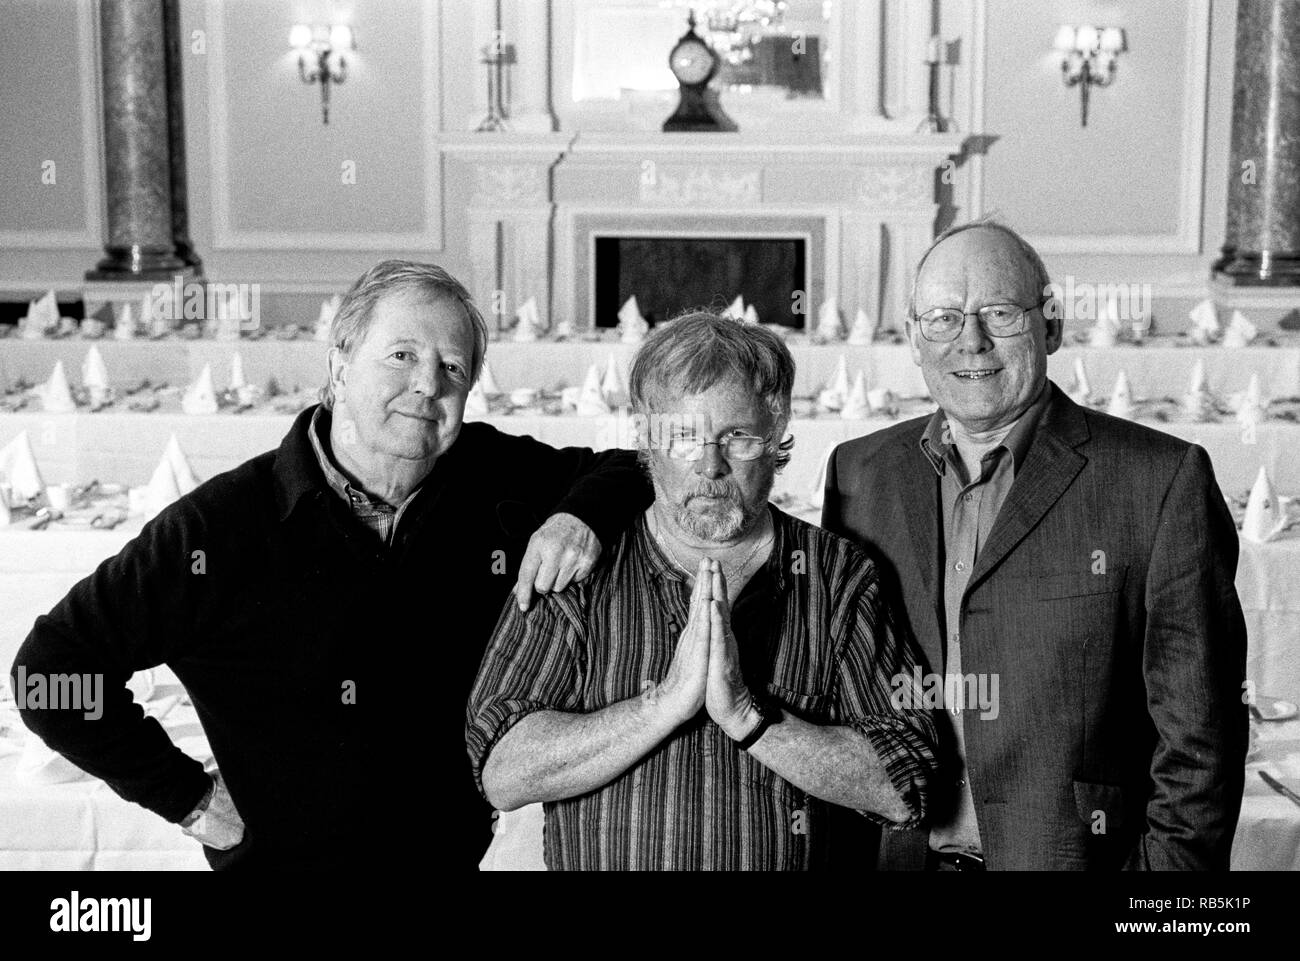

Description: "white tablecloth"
1 409 1297 505
0 675 210 871
2 523 1295 870
5 337 1300 400
483 717 1300 871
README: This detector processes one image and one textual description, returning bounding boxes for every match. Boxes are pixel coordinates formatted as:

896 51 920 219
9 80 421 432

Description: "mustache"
683 479 743 505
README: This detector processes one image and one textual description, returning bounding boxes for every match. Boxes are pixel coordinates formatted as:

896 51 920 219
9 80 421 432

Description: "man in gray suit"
823 220 1248 870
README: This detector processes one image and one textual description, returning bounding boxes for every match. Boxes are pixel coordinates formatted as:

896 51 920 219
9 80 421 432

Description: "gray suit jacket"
823 381 1247 870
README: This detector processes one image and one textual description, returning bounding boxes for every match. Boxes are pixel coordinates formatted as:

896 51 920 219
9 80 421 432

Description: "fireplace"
445 130 964 337
593 234 808 328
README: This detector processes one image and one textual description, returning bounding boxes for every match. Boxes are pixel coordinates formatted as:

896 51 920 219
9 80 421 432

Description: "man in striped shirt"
467 313 940 870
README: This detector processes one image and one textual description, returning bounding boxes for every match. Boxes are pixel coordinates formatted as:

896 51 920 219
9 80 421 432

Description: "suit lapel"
967 385 1090 593
894 432 944 655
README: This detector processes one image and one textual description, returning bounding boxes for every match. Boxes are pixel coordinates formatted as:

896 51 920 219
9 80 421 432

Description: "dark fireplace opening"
594 236 807 329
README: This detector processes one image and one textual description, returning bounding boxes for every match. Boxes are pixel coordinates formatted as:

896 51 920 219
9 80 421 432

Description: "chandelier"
694 1 790 66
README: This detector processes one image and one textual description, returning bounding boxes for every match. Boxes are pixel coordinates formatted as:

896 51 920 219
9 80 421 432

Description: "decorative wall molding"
1022 0 1212 256
473 165 549 205
205 0 443 251
548 132 960 331
0 0 103 251
638 167 762 206
855 166 933 208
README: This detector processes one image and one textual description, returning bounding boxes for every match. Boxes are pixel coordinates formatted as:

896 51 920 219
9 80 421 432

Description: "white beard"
650 461 774 544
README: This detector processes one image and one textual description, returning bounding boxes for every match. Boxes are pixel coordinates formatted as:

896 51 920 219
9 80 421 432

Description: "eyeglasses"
913 302 1041 342
666 431 773 462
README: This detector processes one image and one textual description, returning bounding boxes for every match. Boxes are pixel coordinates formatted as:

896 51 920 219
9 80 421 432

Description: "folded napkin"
0 430 46 503
841 370 871 419
181 363 219 415
1188 298 1220 345
1236 373 1268 430
743 304 760 326
601 353 629 407
847 307 876 346
1242 466 1286 544
1222 309 1258 349
816 354 850 411
723 295 745 321
1181 359 1215 421
816 297 842 342
477 360 501 397
1106 370 1135 420
164 434 200 495
464 379 490 417
40 360 76 413
143 450 184 519
82 345 111 406
20 290 59 340
576 364 610 416
513 297 542 343
617 296 649 345
314 294 342 342
1089 296 1121 347
113 301 137 340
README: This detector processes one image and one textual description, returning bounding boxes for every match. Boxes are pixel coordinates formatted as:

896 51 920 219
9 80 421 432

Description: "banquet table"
478 716 1300 871
4 336 1300 402
1 408 1297 508
0 672 210 871
2 518 1297 870
3 329 1299 869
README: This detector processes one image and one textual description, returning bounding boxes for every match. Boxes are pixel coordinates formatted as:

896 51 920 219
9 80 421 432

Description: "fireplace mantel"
443 131 967 334
565 131 966 159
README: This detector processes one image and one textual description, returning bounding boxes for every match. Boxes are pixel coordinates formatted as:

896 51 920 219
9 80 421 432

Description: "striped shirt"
466 505 939 871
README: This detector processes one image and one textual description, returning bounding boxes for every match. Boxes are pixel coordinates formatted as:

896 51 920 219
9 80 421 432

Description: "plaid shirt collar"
306 406 392 510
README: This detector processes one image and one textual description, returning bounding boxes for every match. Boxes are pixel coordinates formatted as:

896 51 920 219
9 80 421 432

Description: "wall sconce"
289 23 356 125
1054 25 1127 127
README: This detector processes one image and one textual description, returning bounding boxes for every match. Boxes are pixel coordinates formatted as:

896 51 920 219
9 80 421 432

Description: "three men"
823 221 1248 869
468 313 939 869
12 260 651 870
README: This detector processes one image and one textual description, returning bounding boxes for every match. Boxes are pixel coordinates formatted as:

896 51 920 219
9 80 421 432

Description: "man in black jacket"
11 260 651 871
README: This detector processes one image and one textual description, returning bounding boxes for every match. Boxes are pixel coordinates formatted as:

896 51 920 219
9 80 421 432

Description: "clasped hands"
652 558 762 743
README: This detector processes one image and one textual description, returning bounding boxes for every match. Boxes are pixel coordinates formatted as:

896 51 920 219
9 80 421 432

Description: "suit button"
955 561 966 572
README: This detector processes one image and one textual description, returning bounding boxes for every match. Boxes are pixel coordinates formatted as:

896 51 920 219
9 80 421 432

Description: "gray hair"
629 310 795 471
320 259 489 410
907 217 1052 319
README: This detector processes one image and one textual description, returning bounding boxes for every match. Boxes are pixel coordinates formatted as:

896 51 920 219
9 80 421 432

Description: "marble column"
88 0 196 280
1215 0 1300 286
162 0 202 272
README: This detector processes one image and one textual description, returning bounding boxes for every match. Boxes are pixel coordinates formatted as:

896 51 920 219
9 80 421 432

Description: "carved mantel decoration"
444 130 965 335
